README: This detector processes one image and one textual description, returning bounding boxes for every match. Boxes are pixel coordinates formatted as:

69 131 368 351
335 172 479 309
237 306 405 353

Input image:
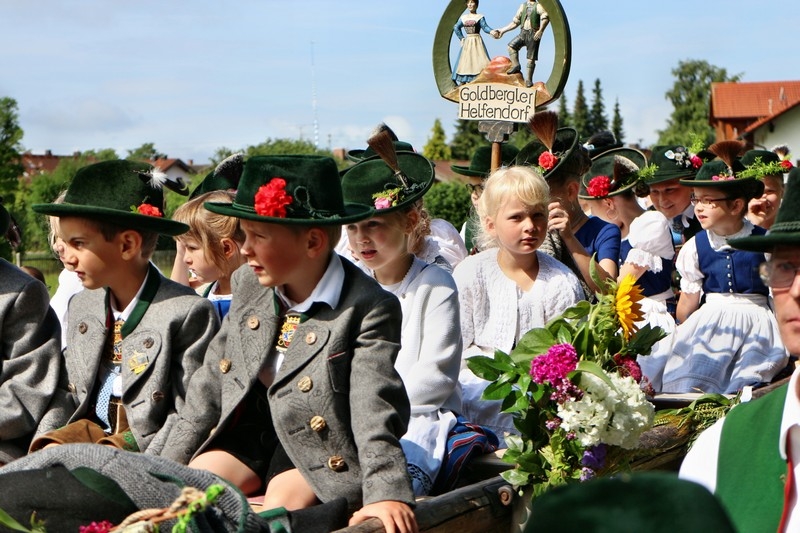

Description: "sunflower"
615 274 644 340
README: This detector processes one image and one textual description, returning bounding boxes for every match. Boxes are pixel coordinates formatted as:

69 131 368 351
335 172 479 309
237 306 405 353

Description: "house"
709 80 800 163
147 157 197 190
20 150 82 181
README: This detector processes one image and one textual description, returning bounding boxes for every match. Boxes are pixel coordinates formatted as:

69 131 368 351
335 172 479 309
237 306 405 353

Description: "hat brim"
450 164 487 178
32 203 189 236
346 149 368 163
204 201 373 226
729 231 800 252
680 177 765 198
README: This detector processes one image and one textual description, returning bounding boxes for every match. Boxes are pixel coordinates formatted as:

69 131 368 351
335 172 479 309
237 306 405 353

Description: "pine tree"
449 119 483 160
558 93 571 128
611 99 625 145
423 118 452 161
571 80 590 140
588 79 608 137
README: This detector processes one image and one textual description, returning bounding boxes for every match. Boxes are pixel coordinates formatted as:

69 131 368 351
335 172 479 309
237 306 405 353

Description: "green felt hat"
0 202 9 236
514 127 580 181
341 151 435 214
579 148 648 199
645 145 703 184
189 153 244 199
451 144 520 178
739 149 786 178
205 155 372 225
583 130 623 159
32 160 189 236
526 472 737 533
347 141 415 163
682 159 764 200
730 167 800 251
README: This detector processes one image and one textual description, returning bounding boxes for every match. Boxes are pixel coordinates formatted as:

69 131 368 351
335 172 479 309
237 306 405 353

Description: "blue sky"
1 0 797 165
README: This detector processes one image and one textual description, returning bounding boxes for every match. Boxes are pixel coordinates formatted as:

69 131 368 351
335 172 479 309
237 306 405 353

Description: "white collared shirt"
680 366 800 531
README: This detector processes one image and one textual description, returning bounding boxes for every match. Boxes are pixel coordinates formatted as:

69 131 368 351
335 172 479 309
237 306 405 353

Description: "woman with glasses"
659 141 788 394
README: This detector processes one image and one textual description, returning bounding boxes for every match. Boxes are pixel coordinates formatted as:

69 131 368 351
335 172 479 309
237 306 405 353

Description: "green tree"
658 59 741 146
588 78 608 136
0 97 24 205
423 181 471 229
423 119 452 161
571 80 590 140
558 93 571 128
126 142 166 161
611 99 625 144
449 119 484 160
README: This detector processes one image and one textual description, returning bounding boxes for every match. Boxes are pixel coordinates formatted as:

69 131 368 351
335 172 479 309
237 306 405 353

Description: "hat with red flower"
32 160 189 236
340 130 435 214
513 110 580 181
205 155 372 225
681 140 764 200
578 148 648 200
644 144 705 185
730 167 800 251
739 149 792 179
451 143 520 178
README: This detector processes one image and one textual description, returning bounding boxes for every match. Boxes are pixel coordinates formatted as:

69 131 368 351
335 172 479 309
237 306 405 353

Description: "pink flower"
374 197 392 210
690 155 703 169
254 178 293 218
711 175 735 181
613 354 643 383
781 160 794 170
538 151 558 171
530 343 578 385
135 203 162 217
80 522 115 533
586 176 611 198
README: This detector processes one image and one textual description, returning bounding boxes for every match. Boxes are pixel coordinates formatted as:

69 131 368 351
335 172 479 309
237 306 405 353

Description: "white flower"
557 372 654 450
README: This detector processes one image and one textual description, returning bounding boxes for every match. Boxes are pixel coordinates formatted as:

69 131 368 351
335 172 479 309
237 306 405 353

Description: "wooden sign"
457 82 537 122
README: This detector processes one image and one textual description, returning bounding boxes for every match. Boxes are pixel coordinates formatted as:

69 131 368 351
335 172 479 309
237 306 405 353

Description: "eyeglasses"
690 194 731 208
759 260 800 288
465 183 485 195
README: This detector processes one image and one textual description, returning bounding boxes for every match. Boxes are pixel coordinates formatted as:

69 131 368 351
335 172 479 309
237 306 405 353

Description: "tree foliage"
423 180 471 230
449 119 484 160
210 138 334 167
571 80 590 140
0 97 24 205
588 79 608 137
557 93 571 128
611 99 625 145
423 119 452 161
657 59 741 147
126 142 166 161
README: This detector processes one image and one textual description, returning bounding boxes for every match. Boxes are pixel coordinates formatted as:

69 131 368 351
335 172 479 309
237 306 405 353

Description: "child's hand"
547 201 573 238
349 500 418 533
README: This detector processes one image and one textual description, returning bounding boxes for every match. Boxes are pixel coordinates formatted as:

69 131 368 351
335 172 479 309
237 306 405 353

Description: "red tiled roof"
744 99 800 134
711 81 800 120
148 158 192 173
20 152 64 176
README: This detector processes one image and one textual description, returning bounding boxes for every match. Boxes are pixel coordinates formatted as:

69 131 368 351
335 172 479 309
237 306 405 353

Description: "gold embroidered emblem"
128 351 149 375
277 314 301 352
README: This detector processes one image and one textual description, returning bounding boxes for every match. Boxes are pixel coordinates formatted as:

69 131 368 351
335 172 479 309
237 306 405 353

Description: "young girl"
340 145 462 497
171 190 245 319
515 111 621 299
454 165 584 443
579 149 677 389
661 141 789 394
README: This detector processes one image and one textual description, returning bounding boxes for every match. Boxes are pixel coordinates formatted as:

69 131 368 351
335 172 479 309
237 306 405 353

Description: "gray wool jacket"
0 260 63 463
36 270 219 452
152 258 415 511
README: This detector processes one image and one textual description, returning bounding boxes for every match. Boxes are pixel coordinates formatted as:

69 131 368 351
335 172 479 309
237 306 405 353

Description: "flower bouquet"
467 267 667 498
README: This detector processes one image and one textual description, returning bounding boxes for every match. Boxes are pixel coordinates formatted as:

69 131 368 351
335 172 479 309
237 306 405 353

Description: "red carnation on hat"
781 159 794 171
538 151 558 171
690 155 703 169
134 203 163 217
254 178 293 218
587 176 611 198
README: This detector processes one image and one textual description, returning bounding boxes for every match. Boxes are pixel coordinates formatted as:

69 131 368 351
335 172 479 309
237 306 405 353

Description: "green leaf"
502 468 532 487
573 360 614 387
483 379 514 401
0 508 35 532
466 355 503 381
559 300 592 320
511 328 557 362
625 324 668 356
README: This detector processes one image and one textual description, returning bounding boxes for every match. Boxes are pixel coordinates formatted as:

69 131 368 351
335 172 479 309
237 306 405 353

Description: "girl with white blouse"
341 150 462 496
454 166 584 444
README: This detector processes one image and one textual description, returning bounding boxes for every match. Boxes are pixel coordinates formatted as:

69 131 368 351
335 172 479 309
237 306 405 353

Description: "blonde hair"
407 200 430 256
173 191 245 277
475 165 550 250
48 191 67 258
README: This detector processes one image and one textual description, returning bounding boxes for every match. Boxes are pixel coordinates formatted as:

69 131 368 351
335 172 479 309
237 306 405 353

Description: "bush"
424 181 472 230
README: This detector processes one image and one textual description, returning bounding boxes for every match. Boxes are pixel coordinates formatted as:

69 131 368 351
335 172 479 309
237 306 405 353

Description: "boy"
153 155 417 532
0 202 62 464
30 160 219 453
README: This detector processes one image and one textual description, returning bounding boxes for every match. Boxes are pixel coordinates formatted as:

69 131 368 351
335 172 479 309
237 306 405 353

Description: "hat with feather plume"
514 110 579 180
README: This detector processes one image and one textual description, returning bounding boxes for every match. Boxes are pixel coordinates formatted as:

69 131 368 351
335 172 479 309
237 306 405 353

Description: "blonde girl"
171 190 245 319
454 165 583 443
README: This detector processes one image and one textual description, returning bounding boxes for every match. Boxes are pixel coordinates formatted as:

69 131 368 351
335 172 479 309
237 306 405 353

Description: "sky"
1 0 798 166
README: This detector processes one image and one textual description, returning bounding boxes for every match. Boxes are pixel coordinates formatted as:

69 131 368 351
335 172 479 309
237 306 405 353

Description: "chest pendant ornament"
277 315 301 352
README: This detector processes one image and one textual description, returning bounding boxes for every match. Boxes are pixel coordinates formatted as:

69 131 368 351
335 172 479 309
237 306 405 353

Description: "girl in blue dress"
661 142 788 393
